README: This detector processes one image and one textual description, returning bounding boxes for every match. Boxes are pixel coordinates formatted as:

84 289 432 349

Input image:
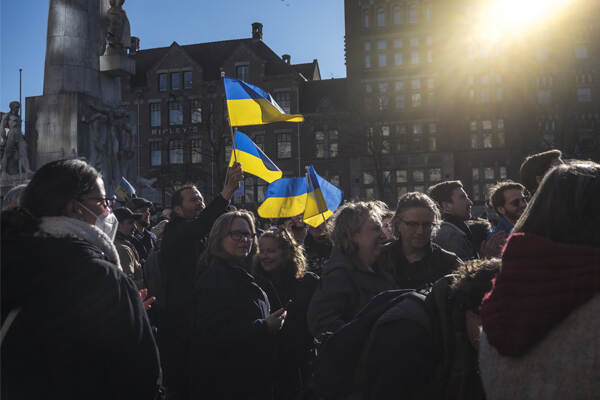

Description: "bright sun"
473 0 572 42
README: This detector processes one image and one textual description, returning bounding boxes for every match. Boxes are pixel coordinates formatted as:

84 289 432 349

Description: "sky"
0 0 346 117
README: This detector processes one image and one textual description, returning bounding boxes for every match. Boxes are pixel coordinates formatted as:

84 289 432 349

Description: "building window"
377 40 386 50
411 51 419 64
378 54 387 67
500 166 508 179
471 133 478 149
483 132 493 148
395 95 405 109
191 99 202 123
150 141 161 166
410 38 419 47
363 172 375 185
426 50 433 63
377 8 385 26
394 53 403 65
393 5 402 24
411 93 421 107
315 131 326 158
365 55 371 68
365 41 371 51
363 9 369 27
575 45 589 59
378 82 389 93
277 133 292 159
537 90 552 104
428 136 437 151
578 88 592 102
408 4 417 23
394 39 403 48
236 65 249 81
411 79 421 89
429 168 442 182
472 168 480 181
329 130 339 158
191 139 202 164
396 169 408 183
497 131 505 147
171 73 180 90
150 103 161 127
184 71 193 89
169 102 183 125
484 167 495 180
274 91 292 113
159 73 168 91
413 169 425 182
395 81 404 91
169 140 184 164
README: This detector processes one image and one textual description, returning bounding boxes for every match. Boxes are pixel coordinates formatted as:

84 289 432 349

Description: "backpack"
312 289 431 400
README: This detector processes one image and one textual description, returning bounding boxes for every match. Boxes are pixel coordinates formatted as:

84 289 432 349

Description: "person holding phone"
187 211 286 400
254 228 320 400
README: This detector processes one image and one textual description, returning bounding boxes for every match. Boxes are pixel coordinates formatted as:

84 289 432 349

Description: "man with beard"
304 222 333 276
158 163 242 400
487 181 527 240
126 197 157 264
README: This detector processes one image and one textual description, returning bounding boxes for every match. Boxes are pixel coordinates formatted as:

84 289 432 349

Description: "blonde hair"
329 201 386 255
204 210 257 262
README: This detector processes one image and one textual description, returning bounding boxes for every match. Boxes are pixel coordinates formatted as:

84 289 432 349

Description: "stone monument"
26 0 137 193
1 101 33 177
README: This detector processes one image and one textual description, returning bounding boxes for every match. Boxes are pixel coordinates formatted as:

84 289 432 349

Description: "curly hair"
255 228 308 279
450 258 500 313
329 201 386 255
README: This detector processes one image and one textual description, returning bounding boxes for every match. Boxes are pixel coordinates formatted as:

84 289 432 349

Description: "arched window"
393 5 402 24
377 8 385 26
363 9 369 27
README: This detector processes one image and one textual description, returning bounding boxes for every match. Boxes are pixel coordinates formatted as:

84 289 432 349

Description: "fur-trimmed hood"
37 216 121 270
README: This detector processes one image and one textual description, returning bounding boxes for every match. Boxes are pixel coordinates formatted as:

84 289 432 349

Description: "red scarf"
481 233 600 357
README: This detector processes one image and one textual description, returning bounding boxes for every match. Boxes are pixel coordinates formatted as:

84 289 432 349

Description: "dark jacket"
131 227 157 263
366 277 484 400
307 248 398 337
304 234 332 276
1 213 160 400
255 269 320 399
157 194 228 398
377 240 462 290
188 256 275 400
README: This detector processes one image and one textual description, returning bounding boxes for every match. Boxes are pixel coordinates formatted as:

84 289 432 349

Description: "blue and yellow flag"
223 77 304 126
229 131 282 183
257 177 308 219
303 166 343 227
115 176 136 202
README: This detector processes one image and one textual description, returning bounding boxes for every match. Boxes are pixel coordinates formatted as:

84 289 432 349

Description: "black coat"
187 256 275 400
1 215 160 400
377 240 462 290
255 269 320 399
157 194 228 397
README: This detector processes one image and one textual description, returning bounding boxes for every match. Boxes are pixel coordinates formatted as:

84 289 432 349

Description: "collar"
442 213 472 238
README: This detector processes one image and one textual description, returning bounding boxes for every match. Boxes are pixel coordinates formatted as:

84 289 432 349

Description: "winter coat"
433 221 477 261
307 248 397 337
157 194 228 398
255 269 320 399
131 227 157 263
377 240 462 289
1 212 160 400
114 231 144 289
187 255 276 400
366 277 484 400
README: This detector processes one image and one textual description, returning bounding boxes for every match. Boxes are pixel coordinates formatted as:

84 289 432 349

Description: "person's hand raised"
221 162 244 200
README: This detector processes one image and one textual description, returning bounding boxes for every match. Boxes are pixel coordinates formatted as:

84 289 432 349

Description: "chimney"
282 54 291 64
252 22 263 40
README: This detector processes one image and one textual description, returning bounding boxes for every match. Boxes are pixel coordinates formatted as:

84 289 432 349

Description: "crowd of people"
2 148 600 399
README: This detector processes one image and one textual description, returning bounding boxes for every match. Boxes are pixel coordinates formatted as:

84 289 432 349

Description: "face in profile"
258 236 284 272
448 188 473 220
221 217 254 258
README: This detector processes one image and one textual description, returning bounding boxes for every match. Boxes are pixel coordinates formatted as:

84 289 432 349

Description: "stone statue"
103 0 131 56
0 102 32 176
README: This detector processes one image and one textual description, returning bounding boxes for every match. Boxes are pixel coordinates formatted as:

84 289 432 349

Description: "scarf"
481 233 600 357
37 216 122 270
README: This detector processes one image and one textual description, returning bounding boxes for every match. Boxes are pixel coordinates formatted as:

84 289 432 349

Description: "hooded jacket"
1 211 160 400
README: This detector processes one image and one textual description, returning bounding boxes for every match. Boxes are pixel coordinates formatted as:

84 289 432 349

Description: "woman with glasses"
188 211 287 400
254 228 319 399
479 161 600 399
307 201 398 338
377 192 462 290
1 159 160 400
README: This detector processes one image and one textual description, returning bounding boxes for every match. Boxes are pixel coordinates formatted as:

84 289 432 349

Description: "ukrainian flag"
229 131 283 183
224 77 304 126
257 177 308 219
115 176 136 202
303 166 343 228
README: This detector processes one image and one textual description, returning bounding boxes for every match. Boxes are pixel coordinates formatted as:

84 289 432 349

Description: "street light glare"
475 0 572 42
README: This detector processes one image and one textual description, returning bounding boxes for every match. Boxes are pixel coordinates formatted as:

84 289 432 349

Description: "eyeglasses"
398 219 434 230
228 230 257 241
80 195 116 208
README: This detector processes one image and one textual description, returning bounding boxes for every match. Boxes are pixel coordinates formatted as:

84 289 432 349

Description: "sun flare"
472 0 572 42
